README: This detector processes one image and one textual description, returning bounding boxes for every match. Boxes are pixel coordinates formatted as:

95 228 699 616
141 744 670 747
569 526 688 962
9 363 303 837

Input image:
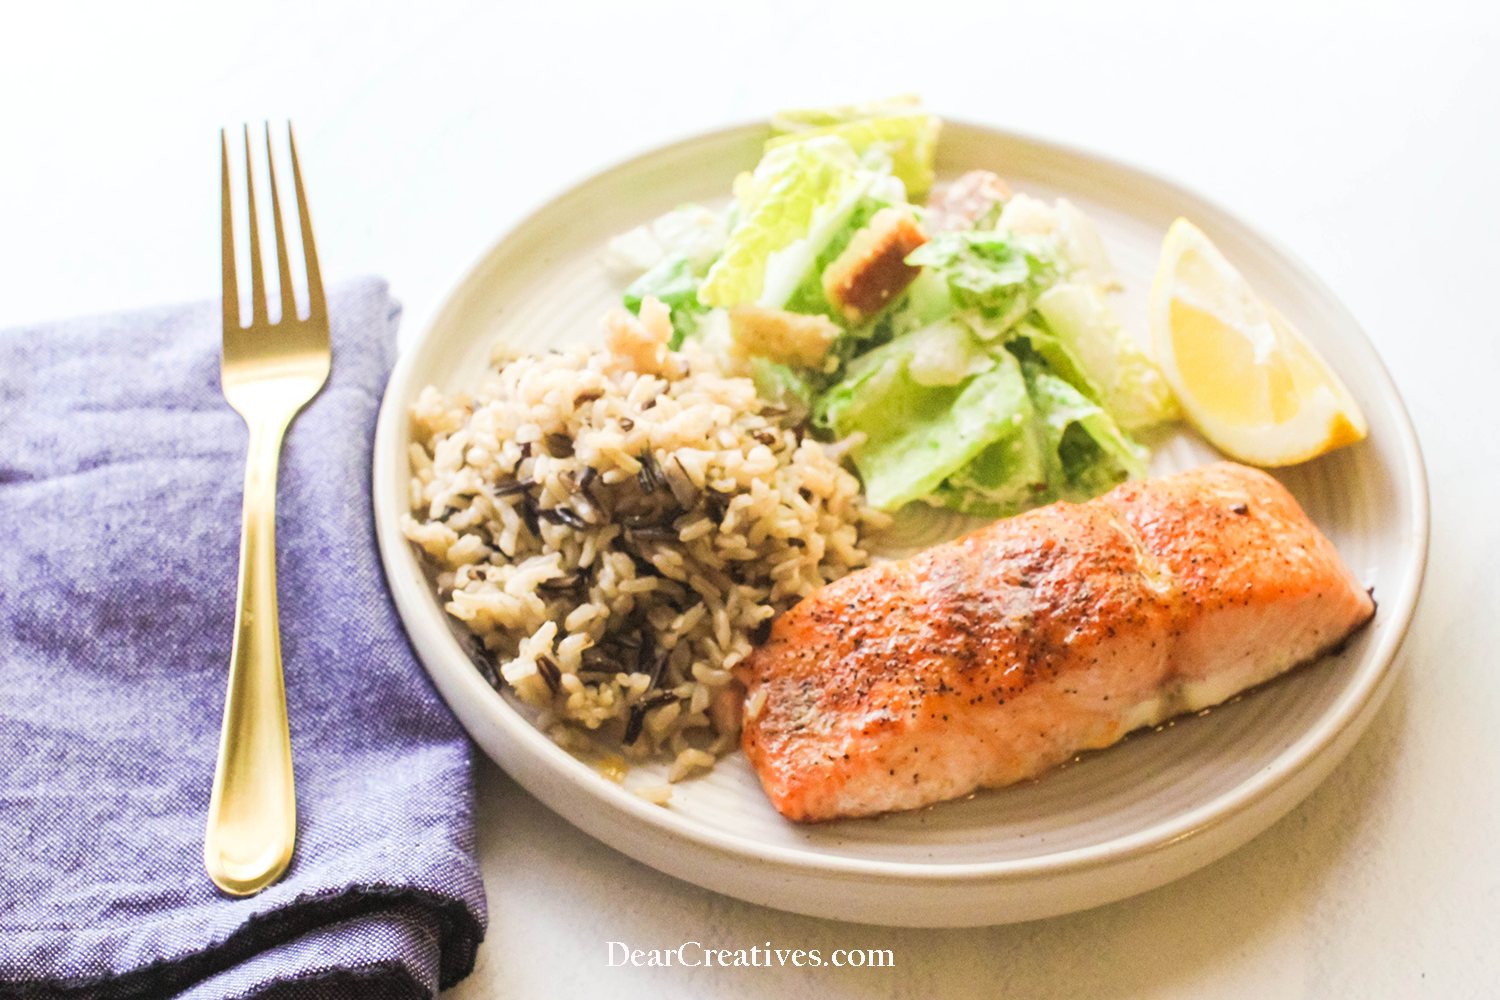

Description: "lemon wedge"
1149 218 1367 466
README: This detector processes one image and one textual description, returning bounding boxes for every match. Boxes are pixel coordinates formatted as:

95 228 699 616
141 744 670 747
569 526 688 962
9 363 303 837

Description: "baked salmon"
736 462 1374 822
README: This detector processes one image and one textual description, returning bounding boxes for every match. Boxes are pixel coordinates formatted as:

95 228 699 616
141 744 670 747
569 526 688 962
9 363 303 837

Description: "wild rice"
401 298 888 781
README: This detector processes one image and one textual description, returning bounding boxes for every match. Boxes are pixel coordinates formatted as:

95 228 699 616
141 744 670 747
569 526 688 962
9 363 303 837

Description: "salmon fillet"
736 462 1375 822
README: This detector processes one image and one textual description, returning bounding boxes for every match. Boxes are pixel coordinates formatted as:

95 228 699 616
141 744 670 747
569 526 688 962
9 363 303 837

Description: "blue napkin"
0 279 487 999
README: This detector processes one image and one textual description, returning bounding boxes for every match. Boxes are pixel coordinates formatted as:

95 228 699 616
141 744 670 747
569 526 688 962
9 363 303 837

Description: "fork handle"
204 410 298 896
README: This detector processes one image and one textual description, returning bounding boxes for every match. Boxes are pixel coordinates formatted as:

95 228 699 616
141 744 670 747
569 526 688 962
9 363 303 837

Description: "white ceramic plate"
372 121 1428 926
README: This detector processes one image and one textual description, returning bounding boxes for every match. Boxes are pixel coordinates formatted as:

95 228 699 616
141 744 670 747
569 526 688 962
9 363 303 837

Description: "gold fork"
205 123 330 896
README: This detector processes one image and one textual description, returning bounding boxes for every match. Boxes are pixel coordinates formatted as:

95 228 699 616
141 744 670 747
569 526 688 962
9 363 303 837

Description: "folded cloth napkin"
0 279 487 999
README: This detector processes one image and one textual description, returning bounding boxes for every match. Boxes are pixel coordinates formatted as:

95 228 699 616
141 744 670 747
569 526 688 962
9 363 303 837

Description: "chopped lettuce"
770 95 924 133
749 357 817 425
764 112 941 200
825 348 1033 511
860 266 956 343
932 357 1148 516
605 204 726 276
898 266 956 328
1023 363 1148 500
905 230 1062 336
697 137 863 308
816 333 914 430
905 317 995 387
1004 320 1102 404
822 331 1149 513
607 99 1179 523
1033 282 1179 429
934 426 1050 517
1054 198 1121 291
759 171 882 310
815 263 954 381
932 350 1050 516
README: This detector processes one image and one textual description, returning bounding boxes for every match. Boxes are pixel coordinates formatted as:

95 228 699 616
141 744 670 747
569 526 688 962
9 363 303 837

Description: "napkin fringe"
1 885 481 1000
240 962 424 1000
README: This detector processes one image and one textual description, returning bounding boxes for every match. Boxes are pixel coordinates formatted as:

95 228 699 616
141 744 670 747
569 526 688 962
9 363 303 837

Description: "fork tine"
221 130 240 334
287 124 326 328
243 124 268 328
264 122 297 324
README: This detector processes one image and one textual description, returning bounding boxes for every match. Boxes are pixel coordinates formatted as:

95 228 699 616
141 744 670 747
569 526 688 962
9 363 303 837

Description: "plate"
372 120 1428 926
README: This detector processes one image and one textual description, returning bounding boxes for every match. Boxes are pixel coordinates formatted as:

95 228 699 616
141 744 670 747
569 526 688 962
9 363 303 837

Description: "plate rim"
373 118 1430 886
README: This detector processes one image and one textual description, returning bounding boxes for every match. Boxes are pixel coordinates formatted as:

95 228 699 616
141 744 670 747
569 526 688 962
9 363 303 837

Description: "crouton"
728 305 841 368
602 295 686 377
821 208 928 325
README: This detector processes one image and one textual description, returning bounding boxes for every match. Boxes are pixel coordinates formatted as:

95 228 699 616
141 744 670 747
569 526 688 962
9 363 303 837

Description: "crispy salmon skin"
736 462 1374 823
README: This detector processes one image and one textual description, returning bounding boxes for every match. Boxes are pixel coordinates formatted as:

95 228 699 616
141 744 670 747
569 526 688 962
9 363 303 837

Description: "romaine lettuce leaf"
764 112 940 200
905 317 995 387
759 173 880 310
1054 198 1121 291
605 204 725 277
770 95 924 133
697 137 863 309
1004 320 1102 404
905 230 1062 337
933 350 1051 516
816 334 912 431
1023 362 1148 500
749 357 817 425
814 308 962 424
814 263 953 384
1033 282 1179 429
825 345 1033 511
898 266 956 328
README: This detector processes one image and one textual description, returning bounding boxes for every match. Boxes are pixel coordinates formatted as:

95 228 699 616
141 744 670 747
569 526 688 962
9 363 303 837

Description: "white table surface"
7 1 1497 996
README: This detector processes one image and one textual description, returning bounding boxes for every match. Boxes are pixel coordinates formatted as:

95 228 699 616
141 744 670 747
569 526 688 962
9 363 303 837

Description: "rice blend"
401 298 887 787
